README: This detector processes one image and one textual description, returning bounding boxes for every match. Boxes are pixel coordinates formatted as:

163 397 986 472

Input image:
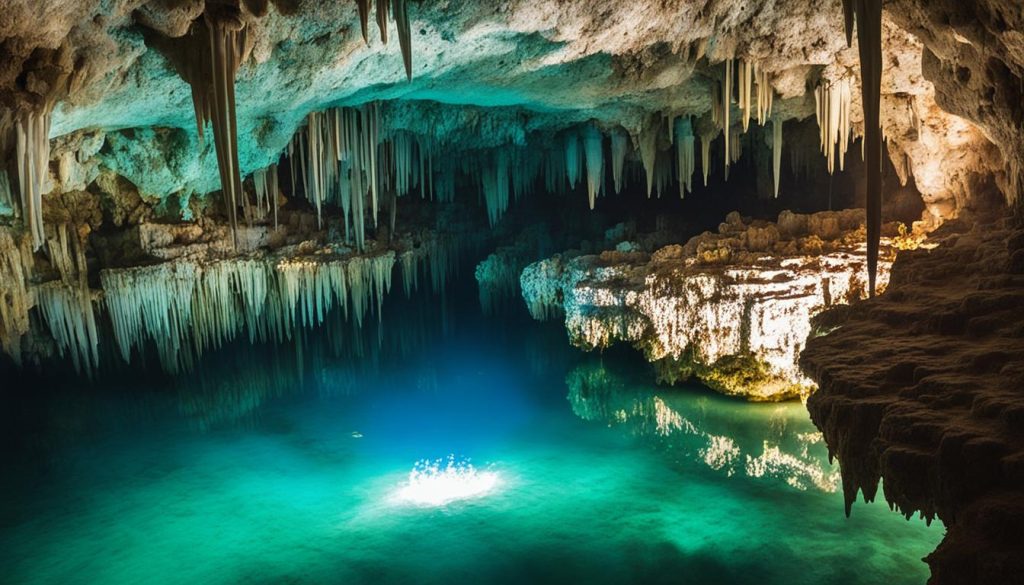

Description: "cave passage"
3 0 1023 583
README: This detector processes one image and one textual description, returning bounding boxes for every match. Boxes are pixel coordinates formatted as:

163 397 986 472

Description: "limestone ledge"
521 209 899 401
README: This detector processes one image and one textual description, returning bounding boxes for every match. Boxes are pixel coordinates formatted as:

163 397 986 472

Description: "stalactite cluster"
35 282 99 375
159 12 254 245
36 223 100 375
354 0 414 80
710 59 777 186
13 110 53 250
101 252 396 372
251 164 280 229
815 77 854 174
289 104 382 249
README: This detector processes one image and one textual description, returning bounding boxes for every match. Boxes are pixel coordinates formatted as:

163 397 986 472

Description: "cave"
1 1 1022 584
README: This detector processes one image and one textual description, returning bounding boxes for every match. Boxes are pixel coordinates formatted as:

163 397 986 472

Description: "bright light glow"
395 456 500 507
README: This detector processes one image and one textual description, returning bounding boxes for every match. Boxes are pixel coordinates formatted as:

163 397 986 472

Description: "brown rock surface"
801 209 1024 584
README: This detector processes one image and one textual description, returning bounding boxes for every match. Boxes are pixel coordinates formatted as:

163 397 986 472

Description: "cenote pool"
0 285 942 585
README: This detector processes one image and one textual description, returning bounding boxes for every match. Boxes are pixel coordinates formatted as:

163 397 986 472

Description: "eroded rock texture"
801 210 1024 584
521 209 899 401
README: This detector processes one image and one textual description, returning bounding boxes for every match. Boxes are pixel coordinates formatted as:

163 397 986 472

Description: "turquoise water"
1 294 941 584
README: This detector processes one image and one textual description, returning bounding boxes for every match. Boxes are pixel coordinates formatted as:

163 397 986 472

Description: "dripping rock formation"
800 209 1024 584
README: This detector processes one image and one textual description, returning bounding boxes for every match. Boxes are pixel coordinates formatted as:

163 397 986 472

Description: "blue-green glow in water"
1 302 941 584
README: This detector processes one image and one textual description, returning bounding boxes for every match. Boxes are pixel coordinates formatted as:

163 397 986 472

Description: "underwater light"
396 456 499 507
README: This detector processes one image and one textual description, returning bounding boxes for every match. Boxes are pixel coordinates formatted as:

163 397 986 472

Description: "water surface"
0 292 941 584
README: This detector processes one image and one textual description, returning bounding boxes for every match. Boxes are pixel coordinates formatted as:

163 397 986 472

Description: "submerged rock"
521 209 899 401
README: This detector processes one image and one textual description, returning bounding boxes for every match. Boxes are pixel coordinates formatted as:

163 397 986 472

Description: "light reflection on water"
0 287 942 585
566 361 842 492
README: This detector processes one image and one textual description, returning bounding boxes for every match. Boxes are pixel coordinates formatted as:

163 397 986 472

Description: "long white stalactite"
639 121 659 198
583 124 604 209
204 17 248 245
14 109 52 250
700 129 715 187
755 64 774 126
738 59 753 132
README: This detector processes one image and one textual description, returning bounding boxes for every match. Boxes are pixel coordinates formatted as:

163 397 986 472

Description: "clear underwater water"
0 289 942 585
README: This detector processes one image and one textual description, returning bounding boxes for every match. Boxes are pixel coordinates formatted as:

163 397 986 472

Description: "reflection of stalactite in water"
168 266 458 418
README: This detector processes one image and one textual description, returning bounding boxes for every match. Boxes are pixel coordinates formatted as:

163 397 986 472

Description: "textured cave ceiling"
0 0 1018 216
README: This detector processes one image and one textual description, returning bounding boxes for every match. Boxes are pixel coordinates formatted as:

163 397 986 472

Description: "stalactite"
289 104 381 249
725 127 742 182
482 148 510 226
737 59 753 132
101 251 396 373
394 131 415 197
639 121 659 198
543 145 565 194
564 131 581 190
699 130 716 187
356 0 372 43
205 17 248 245
653 149 673 198
755 64 774 125
307 111 327 226
36 282 99 376
399 250 418 297
392 0 412 80
675 117 696 197
14 109 52 250
815 77 853 175
34 222 100 374
611 129 628 194
153 14 251 243
842 0 883 297
583 125 604 209
721 59 733 176
376 0 390 44
773 118 783 198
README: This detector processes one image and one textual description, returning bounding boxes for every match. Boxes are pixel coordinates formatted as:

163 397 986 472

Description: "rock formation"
521 209 903 401
801 207 1024 584
1 1 1023 581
